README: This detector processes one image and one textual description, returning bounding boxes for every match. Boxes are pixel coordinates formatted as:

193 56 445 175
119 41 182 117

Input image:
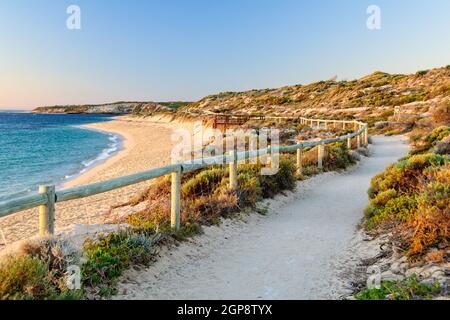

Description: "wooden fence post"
266 144 272 166
364 127 369 146
296 146 303 175
229 149 238 191
171 166 181 230
347 137 352 150
318 142 324 170
357 134 361 149
39 185 55 236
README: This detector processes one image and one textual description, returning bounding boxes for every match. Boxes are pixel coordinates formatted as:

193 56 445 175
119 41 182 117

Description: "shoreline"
0 115 192 246
63 118 136 189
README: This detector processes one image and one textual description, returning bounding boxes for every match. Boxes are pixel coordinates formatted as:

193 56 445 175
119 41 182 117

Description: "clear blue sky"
1 0 449 109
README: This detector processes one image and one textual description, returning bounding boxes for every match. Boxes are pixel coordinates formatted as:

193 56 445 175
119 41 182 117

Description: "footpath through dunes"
115 136 409 300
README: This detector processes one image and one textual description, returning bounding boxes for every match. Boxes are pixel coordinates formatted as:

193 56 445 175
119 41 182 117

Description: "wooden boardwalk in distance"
212 114 265 130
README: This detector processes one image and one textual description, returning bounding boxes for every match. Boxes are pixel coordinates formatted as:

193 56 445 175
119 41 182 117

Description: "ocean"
0 112 119 202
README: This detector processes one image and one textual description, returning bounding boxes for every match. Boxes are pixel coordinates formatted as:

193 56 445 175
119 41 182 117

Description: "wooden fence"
0 117 369 236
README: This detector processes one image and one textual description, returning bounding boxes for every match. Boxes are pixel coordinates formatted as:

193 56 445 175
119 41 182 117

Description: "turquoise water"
0 112 118 202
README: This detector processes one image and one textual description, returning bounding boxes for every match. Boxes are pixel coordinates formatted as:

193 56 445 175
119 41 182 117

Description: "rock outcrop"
33 102 143 114
32 101 185 115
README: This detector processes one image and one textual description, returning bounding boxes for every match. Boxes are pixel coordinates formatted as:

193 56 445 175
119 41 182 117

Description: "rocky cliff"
33 101 187 115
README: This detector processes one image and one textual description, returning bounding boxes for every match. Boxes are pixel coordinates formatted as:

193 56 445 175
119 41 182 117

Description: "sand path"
115 135 409 300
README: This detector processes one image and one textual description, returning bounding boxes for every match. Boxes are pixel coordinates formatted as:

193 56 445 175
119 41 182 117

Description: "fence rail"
0 117 369 236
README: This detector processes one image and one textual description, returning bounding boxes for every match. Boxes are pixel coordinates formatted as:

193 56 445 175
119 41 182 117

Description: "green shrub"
426 126 450 147
302 165 319 176
258 159 297 198
325 141 354 170
397 153 447 170
82 230 156 296
371 189 398 208
0 256 55 300
382 195 417 222
365 154 449 230
369 154 448 198
0 254 82 300
182 167 226 197
237 171 262 207
356 275 440 300
366 195 417 228
366 147 448 257
0 237 84 300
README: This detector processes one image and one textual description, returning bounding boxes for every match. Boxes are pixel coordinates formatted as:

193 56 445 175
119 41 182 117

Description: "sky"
0 0 449 109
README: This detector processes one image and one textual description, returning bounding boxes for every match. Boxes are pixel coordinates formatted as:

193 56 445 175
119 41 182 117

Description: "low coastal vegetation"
0 139 358 300
0 238 83 300
365 152 448 259
355 275 441 300
355 110 449 300
122 157 297 233
365 118 449 262
82 229 159 297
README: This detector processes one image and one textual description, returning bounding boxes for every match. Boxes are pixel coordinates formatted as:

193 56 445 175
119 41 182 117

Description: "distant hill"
32 66 449 123
182 66 450 123
33 101 191 115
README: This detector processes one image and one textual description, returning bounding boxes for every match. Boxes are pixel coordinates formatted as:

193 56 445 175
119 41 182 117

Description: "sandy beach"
0 115 194 247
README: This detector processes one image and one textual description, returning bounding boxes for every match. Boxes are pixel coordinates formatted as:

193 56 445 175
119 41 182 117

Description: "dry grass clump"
0 232 160 299
408 126 450 155
431 101 450 125
0 237 82 300
400 165 449 259
365 152 449 261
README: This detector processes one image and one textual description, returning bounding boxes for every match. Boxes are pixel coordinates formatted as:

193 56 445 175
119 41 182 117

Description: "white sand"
114 135 409 300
